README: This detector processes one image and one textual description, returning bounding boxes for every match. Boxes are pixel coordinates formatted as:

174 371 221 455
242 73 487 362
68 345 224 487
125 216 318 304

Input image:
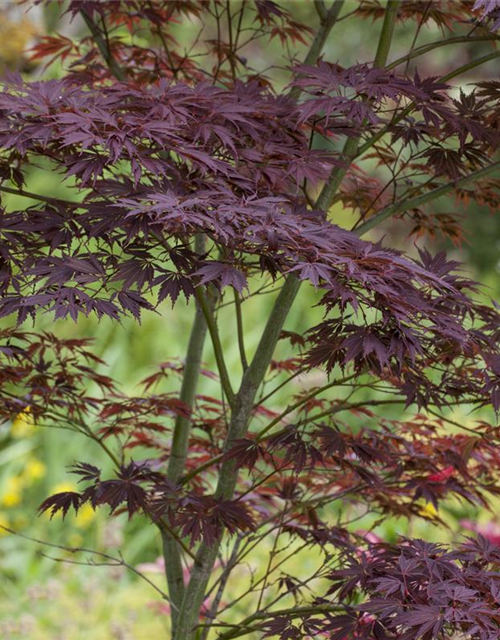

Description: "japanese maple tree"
2 0 500 638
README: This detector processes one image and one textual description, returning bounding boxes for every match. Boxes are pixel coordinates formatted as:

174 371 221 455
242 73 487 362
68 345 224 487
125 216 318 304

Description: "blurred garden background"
0 2 499 638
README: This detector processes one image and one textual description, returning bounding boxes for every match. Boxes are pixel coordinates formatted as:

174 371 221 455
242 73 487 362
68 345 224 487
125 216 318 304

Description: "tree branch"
356 49 500 159
354 160 500 237
387 34 500 70
166 238 213 487
173 6 400 638
0 185 80 207
162 234 212 630
195 285 236 407
289 0 345 101
0 524 170 603
211 603 343 640
316 0 400 213
157 518 197 562
199 537 242 640
80 9 127 81
441 50 500 82
234 290 249 372
314 0 327 21
255 373 360 441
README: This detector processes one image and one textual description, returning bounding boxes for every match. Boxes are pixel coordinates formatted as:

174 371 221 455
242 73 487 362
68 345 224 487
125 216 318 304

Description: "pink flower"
460 519 500 547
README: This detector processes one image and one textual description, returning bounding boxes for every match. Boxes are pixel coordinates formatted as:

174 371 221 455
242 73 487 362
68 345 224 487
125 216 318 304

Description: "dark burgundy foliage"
286 537 500 640
39 491 82 519
3 1 500 638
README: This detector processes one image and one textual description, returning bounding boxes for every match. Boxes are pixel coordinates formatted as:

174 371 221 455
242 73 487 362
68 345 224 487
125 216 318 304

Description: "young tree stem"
163 236 212 632
173 4 402 638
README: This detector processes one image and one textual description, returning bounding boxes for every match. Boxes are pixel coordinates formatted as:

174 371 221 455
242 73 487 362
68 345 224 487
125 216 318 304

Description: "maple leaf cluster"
0 69 500 407
4 328 500 570
261 537 500 640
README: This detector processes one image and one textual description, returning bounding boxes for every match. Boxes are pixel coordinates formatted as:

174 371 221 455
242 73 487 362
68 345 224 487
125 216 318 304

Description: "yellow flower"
1 476 23 508
13 513 28 530
52 482 76 494
22 458 46 484
0 513 10 536
0 16 38 68
75 503 95 529
419 502 438 518
40 482 77 520
11 407 36 438
68 533 84 548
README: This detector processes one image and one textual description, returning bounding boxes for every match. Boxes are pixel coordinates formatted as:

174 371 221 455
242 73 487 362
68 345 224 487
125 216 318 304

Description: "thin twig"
213 603 343 640
354 161 500 236
0 524 171 603
256 373 360 441
0 185 80 207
